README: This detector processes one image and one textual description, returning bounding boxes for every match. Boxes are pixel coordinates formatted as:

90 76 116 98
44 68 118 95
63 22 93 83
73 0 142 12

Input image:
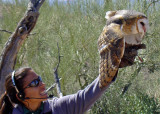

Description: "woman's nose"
39 81 45 87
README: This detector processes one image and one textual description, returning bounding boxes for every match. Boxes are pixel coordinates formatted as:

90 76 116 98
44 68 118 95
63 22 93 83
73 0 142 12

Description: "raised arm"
48 76 111 114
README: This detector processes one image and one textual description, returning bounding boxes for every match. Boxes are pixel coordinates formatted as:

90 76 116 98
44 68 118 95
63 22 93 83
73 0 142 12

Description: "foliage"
90 91 160 114
0 0 160 113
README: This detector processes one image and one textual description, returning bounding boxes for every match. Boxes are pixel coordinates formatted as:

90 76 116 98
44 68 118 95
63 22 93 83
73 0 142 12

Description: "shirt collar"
23 102 44 114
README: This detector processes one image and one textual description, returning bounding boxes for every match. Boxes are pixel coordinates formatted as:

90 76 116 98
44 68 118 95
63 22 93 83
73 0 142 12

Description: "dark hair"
0 67 32 114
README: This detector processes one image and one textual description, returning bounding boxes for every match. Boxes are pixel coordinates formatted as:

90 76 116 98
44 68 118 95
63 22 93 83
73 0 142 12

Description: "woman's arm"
49 76 111 114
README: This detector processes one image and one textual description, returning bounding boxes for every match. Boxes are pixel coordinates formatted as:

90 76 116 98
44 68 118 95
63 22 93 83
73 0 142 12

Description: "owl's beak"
140 20 149 34
143 26 146 33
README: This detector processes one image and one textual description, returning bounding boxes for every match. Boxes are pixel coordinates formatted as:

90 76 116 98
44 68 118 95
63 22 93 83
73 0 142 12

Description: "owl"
98 10 149 88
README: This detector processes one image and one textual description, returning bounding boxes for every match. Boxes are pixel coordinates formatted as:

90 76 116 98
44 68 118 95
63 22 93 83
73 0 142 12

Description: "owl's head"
105 10 149 45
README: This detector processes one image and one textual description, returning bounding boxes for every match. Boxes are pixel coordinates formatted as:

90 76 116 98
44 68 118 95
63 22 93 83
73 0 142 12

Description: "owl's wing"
98 24 125 88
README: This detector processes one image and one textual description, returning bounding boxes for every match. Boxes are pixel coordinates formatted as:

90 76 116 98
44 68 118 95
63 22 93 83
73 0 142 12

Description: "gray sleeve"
52 76 111 114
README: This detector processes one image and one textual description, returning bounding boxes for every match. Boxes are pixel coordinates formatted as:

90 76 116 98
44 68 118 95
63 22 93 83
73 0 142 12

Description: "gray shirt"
12 76 111 114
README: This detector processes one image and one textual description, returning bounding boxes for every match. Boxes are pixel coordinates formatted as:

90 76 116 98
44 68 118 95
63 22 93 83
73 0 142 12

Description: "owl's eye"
140 22 145 26
113 19 123 25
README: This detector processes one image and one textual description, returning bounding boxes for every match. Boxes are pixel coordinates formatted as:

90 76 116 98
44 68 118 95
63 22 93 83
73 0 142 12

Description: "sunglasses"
23 76 42 89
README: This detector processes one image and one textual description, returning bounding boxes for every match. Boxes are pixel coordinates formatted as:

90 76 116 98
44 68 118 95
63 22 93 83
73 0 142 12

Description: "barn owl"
98 10 149 88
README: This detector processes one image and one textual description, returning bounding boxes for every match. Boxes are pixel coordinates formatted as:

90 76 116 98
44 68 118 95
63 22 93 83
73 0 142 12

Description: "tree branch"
0 29 12 34
145 0 159 13
0 28 37 35
0 0 45 95
53 43 63 98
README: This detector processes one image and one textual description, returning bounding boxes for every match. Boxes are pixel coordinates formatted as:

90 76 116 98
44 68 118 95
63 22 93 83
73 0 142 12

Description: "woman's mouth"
40 90 48 96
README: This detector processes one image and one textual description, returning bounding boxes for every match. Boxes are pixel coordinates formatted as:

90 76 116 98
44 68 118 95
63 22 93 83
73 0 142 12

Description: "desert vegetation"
0 0 160 113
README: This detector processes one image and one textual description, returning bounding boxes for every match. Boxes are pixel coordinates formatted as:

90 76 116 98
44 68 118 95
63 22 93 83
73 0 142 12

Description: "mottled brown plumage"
98 10 149 88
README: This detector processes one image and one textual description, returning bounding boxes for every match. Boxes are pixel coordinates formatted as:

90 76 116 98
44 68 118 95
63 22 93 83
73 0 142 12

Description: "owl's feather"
98 10 149 88
98 24 125 88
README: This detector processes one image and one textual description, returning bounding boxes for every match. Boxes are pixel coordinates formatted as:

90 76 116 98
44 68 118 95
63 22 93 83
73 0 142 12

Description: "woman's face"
22 70 48 102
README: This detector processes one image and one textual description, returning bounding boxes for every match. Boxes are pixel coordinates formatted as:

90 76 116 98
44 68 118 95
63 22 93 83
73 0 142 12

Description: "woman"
0 67 111 114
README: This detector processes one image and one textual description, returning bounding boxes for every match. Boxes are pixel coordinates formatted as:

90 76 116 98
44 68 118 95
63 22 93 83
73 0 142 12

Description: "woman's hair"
0 67 32 114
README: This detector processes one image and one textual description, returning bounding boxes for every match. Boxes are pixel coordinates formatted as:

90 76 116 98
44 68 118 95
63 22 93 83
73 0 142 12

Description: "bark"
53 43 63 98
54 68 63 98
0 0 45 95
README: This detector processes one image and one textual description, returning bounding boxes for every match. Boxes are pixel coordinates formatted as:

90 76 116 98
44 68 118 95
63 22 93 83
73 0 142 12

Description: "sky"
2 0 104 4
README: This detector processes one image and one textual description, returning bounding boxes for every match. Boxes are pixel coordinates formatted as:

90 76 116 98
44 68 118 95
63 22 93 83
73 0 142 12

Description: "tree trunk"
0 0 45 96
